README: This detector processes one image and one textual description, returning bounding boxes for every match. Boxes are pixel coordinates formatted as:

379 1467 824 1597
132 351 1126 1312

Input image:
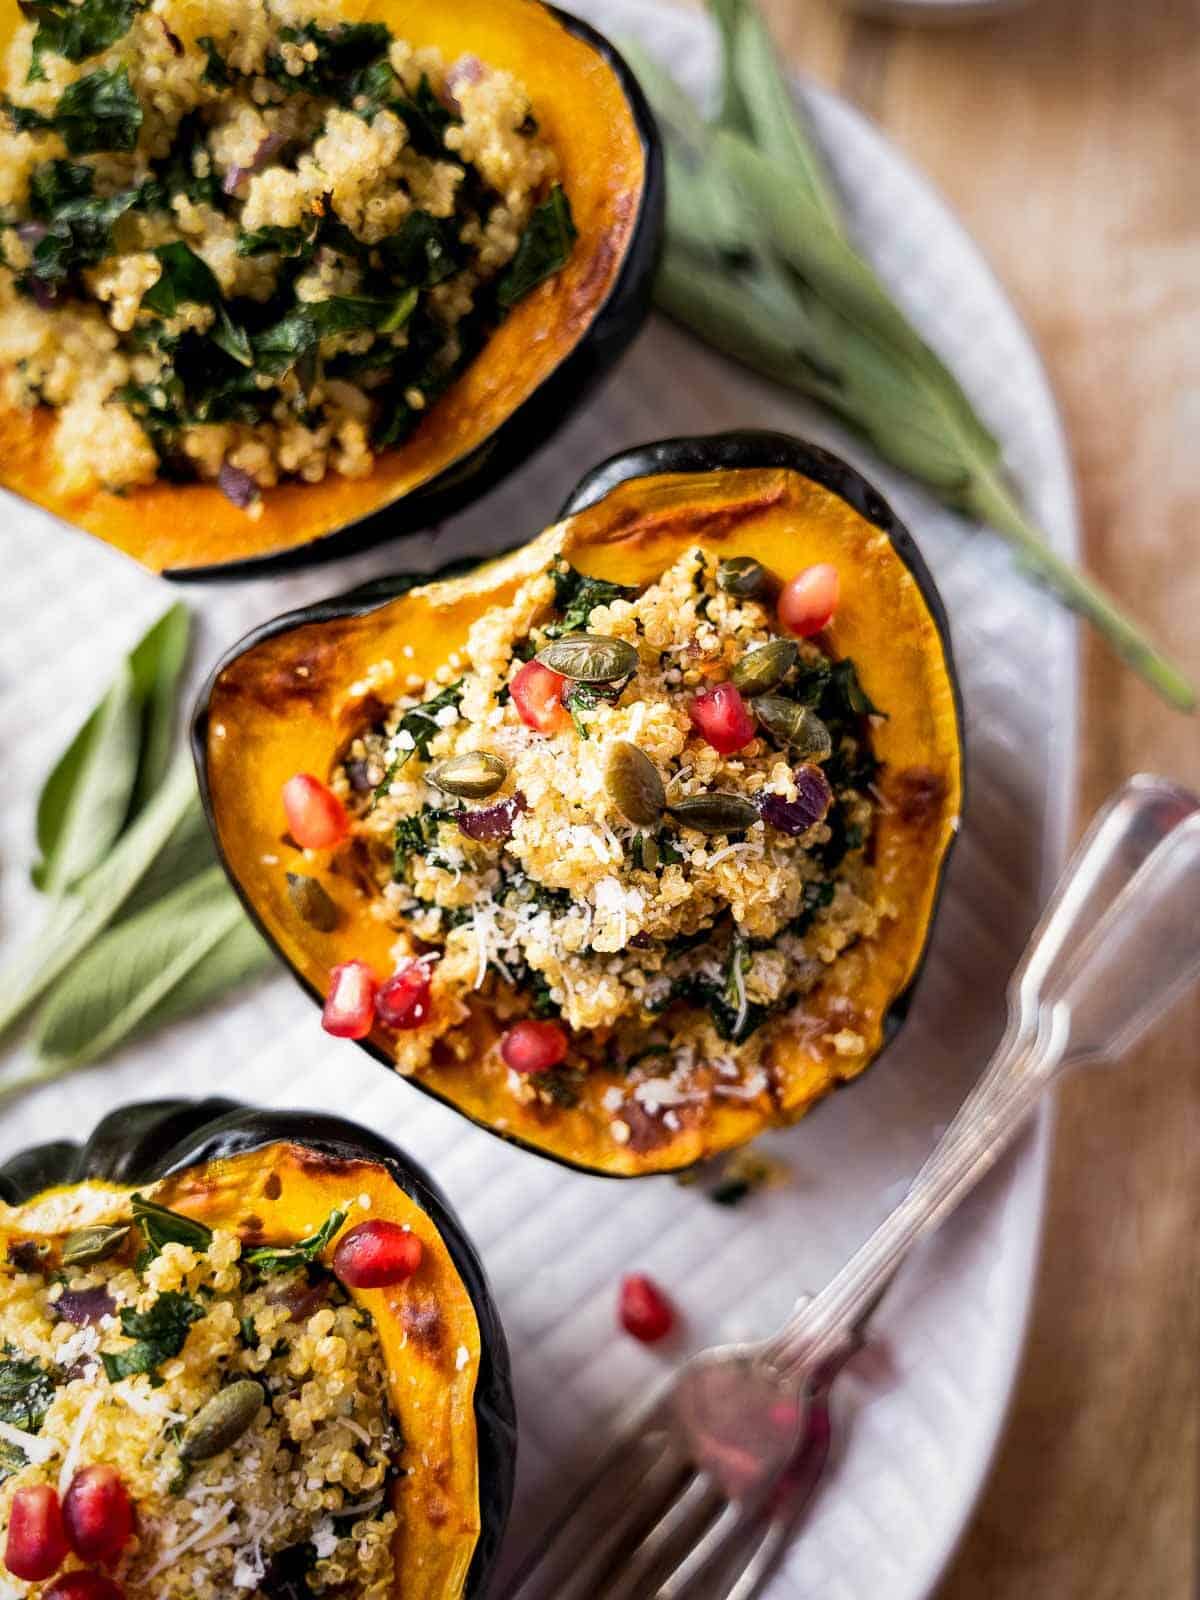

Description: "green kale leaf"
496 184 577 311
0 1351 56 1431
101 1292 204 1383
244 1208 346 1276
22 0 138 83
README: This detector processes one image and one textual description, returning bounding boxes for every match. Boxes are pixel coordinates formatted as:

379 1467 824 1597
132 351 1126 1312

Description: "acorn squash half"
0 1097 516 1598
0 0 662 578
194 431 964 1176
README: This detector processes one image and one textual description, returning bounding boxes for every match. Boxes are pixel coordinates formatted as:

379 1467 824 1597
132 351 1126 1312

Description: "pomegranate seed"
282 774 349 850
376 961 433 1030
322 961 378 1039
619 1274 675 1343
500 1019 568 1074
778 563 840 637
688 683 756 755
44 1575 124 1600
63 1466 134 1566
5 1484 68 1581
510 660 567 734
333 1220 423 1289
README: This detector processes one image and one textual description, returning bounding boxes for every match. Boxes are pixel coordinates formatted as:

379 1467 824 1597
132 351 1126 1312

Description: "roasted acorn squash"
0 0 662 577
0 1098 516 1598
195 431 964 1176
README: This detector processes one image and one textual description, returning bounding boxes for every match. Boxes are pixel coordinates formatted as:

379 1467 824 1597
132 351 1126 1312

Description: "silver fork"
501 776 1200 1600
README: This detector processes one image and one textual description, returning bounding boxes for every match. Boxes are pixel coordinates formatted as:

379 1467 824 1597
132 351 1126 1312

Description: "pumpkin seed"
606 742 666 826
536 635 638 683
716 557 779 601
428 750 508 800
179 1380 264 1461
286 873 338 932
62 1223 129 1267
754 696 833 761
730 638 799 697
668 793 760 835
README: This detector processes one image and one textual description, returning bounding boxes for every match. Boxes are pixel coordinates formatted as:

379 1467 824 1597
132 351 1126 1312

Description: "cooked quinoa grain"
328 547 889 1150
0 1189 403 1597
0 0 573 501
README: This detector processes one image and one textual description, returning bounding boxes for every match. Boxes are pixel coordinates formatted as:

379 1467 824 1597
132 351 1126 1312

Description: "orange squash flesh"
200 462 964 1176
0 0 650 572
0 1142 484 1598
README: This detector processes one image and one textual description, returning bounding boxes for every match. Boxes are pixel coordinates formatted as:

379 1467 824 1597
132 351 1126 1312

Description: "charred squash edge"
0 1097 516 1599
192 430 965 1176
0 0 664 579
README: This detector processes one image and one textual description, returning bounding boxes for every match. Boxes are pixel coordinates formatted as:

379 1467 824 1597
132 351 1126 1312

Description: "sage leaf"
724 0 844 234
32 602 190 892
0 753 196 1040
118 793 215 919
28 866 271 1076
33 661 140 895
629 8 1195 712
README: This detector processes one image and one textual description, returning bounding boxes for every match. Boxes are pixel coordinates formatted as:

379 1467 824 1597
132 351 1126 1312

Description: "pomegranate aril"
44 1571 125 1600
688 683 756 756
282 774 349 850
5 1484 68 1580
322 961 378 1039
376 961 433 1031
500 1019 568 1075
63 1466 134 1566
333 1220 423 1289
619 1274 675 1343
778 563 840 637
510 660 567 734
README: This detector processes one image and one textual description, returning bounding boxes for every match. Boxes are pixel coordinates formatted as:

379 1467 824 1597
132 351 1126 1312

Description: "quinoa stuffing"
0 1187 409 1597
309 548 890 1153
0 0 573 504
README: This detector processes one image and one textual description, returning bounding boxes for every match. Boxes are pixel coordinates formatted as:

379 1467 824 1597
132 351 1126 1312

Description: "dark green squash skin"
169 6 664 582
192 430 964 1174
0 1099 516 1599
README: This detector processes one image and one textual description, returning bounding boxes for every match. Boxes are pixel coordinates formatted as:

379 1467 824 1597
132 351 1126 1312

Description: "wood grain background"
680 0 1200 1591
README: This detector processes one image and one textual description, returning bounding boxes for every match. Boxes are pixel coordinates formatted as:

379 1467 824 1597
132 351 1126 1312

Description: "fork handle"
764 778 1200 1383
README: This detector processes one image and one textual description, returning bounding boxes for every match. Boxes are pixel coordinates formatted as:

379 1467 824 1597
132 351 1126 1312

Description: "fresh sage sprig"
624 6 1195 712
0 605 272 1090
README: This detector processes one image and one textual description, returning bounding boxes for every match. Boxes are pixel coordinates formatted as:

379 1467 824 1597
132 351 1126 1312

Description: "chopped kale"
538 1068 582 1109
211 302 253 367
21 0 138 84
0 1351 56 1431
236 222 318 259
131 1192 214 1266
100 1292 204 1384
785 878 835 937
824 658 881 720
245 1208 346 1275
8 64 143 154
372 679 465 799
392 807 456 879
391 73 457 157
782 655 832 708
27 157 94 217
253 291 417 378
18 182 142 286
141 240 220 316
143 113 222 208
496 184 577 311
0 1440 27 1483
266 21 391 98
196 34 231 88
564 679 622 739
544 563 638 638
528 972 560 1019
239 1315 258 1348
378 210 461 288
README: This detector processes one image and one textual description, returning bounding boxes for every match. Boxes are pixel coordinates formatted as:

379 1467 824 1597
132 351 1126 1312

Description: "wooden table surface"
697 0 1199 1592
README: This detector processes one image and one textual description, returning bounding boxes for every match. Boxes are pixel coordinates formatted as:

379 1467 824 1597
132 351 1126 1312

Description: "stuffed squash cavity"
0 1101 515 1599
196 433 964 1176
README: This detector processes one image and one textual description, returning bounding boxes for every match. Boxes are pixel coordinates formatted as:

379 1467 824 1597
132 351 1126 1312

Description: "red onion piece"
444 54 484 111
16 221 47 248
217 462 259 508
757 766 833 836
29 278 62 310
55 1287 116 1326
457 792 527 842
223 131 286 194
